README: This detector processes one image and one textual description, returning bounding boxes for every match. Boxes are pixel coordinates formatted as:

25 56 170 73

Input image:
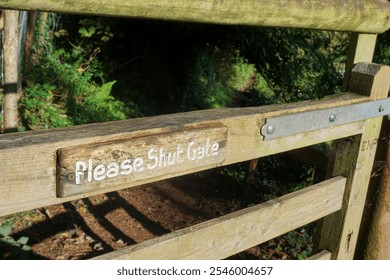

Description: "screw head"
329 114 336 123
68 173 75 181
266 125 275 135
379 105 385 113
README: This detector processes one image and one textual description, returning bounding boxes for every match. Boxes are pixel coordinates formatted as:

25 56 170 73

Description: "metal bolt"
266 125 275 135
68 173 75 181
379 105 385 113
329 114 336 123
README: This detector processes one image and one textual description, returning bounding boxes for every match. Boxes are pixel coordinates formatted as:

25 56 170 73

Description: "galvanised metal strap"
260 98 390 141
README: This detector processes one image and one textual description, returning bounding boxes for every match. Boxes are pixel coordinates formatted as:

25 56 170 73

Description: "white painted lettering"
196 146 205 159
187 141 196 160
205 138 211 157
147 148 158 170
88 159 93 182
75 161 87 184
158 148 166 167
133 157 144 172
106 162 120 178
72 138 223 185
176 144 184 163
211 142 219 156
93 164 106 181
120 159 133 175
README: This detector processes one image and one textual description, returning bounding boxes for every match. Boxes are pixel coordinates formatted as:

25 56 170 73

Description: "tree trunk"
30 12 48 65
3 10 20 133
365 119 390 259
24 11 37 68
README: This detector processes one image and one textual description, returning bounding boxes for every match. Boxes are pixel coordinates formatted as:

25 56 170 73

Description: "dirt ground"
6 166 312 260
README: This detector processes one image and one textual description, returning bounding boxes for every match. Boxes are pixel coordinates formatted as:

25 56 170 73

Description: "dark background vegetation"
19 15 354 128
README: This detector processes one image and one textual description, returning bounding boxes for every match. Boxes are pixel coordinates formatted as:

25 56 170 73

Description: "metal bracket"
261 98 390 141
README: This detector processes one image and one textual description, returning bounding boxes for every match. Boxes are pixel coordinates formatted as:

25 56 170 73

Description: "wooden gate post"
316 63 390 259
341 33 377 91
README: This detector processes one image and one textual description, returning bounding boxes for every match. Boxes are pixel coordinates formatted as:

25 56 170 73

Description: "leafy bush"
236 28 347 104
22 16 136 129
19 83 73 129
181 46 235 110
374 31 390 65
181 46 257 111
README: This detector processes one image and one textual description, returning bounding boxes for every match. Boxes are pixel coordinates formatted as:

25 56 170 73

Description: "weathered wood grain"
57 126 228 197
0 93 368 216
0 0 389 33
342 33 377 91
93 176 346 260
317 63 390 259
308 250 332 260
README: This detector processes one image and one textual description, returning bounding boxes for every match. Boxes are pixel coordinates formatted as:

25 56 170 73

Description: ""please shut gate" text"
74 138 221 184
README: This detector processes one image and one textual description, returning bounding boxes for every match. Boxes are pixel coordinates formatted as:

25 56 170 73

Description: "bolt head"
266 125 275 134
329 114 336 123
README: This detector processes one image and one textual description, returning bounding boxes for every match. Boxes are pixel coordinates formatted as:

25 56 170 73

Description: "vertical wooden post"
317 63 390 259
3 10 20 133
341 33 377 91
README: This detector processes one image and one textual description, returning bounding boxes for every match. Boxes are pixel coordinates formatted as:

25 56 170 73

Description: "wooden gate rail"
0 91 370 216
92 176 346 260
1 0 389 33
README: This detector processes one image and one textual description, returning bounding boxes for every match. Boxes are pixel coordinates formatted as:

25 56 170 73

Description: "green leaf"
0 236 18 246
21 244 32 252
17 236 29 245
0 223 12 237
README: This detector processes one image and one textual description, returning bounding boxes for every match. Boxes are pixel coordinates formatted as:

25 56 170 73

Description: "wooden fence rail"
93 176 346 260
0 91 370 216
0 0 389 33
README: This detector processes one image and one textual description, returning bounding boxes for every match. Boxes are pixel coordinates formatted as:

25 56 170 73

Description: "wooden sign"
57 126 228 197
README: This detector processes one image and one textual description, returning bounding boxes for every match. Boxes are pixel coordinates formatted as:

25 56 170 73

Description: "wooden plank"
308 250 332 260
57 126 227 197
317 64 390 259
93 176 346 260
0 93 367 216
0 1 389 33
342 34 377 91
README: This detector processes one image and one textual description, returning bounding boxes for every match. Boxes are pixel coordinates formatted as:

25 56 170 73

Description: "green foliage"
78 18 114 42
236 28 347 104
374 31 390 65
181 46 235 110
0 223 31 260
277 227 313 260
228 56 256 90
19 83 73 130
75 80 131 124
22 16 136 128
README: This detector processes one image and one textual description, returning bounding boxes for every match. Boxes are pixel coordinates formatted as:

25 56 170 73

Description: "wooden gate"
0 0 390 260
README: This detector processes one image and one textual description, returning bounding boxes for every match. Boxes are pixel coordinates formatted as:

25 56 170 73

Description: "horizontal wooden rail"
0 0 389 33
0 92 370 216
308 250 332 260
93 176 346 259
